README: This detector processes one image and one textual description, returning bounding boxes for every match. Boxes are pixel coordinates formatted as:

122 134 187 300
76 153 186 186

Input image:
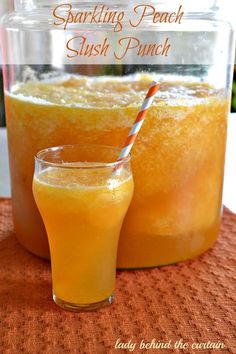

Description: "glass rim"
35 144 131 170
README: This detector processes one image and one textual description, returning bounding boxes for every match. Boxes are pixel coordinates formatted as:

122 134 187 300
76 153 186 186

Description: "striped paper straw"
115 81 160 170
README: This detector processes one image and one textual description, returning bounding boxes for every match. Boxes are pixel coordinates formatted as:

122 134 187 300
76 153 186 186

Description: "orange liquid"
5 74 229 266
33 167 133 304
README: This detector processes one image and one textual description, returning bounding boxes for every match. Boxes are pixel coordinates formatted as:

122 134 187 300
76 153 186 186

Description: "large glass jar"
0 0 235 267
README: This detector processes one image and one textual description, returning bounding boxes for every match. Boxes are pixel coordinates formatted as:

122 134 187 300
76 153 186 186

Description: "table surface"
0 198 235 354
1 113 236 212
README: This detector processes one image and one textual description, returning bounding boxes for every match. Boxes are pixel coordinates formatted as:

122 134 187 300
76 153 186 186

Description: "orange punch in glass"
32 145 134 311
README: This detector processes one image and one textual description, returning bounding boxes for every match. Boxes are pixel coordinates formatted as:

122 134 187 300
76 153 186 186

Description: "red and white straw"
115 81 160 169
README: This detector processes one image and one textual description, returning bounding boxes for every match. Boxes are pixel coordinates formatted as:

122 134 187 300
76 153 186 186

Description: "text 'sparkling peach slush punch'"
33 145 134 310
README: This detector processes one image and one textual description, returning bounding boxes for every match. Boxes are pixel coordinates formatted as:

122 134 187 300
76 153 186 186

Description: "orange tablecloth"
0 198 235 354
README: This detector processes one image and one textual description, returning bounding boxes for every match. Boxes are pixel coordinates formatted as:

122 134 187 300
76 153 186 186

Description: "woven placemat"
0 198 235 354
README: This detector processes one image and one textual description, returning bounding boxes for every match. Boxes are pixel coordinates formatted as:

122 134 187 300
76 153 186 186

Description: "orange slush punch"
6 74 230 267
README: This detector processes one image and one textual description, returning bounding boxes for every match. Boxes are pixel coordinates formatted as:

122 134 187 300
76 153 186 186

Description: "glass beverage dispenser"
1 0 235 267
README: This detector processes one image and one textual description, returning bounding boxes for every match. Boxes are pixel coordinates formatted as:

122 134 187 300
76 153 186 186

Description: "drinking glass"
33 144 133 311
